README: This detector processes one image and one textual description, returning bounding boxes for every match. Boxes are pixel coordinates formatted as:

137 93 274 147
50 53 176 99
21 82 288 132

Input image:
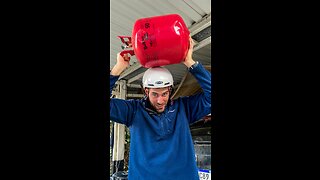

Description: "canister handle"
118 36 135 61
120 50 135 61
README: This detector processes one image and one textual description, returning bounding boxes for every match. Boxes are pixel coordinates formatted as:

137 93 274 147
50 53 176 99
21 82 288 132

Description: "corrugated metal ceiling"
110 0 211 98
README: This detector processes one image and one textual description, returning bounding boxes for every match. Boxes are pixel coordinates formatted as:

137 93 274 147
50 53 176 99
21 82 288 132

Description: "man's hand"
183 36 196 68
110 52 130 76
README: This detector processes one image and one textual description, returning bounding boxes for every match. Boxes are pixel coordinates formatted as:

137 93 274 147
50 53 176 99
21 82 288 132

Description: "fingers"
123 53 130 61
189 35 193 42
189 36 194 49
116 52 124 61
117 52 130 62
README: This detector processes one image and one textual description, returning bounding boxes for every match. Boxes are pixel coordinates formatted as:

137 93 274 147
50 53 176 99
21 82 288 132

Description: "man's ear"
144 88 149 95
169 86 174 99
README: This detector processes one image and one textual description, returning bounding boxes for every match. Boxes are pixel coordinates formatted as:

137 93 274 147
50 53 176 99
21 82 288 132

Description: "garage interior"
110 0 212 178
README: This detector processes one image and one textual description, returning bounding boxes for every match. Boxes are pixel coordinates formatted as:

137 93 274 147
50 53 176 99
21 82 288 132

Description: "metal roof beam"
127 93 144 98
127 72 144 84
127 83 141 89
194 36 211 51
189 13 211 37
119 62 142 80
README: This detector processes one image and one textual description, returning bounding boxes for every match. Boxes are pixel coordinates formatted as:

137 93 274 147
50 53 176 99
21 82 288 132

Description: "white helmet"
142 67 174 88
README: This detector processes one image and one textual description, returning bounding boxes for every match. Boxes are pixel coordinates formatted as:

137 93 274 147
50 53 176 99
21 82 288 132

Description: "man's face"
145 87 170 113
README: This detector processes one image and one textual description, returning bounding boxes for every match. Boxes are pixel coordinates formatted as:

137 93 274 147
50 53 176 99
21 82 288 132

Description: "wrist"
188 61 199 70
111 64 126 76
184 59 196 68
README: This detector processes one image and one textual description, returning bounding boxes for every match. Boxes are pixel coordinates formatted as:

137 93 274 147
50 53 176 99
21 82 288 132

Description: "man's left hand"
183 36 196 68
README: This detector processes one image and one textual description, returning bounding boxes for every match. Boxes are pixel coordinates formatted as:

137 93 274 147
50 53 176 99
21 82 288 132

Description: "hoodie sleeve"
181 62 212 124
109 74 135 126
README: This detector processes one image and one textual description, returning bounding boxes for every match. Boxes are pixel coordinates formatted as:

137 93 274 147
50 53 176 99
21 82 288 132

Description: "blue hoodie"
110 62 211 180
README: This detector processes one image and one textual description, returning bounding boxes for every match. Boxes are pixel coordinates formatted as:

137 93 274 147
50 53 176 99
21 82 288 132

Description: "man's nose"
157 97 165 104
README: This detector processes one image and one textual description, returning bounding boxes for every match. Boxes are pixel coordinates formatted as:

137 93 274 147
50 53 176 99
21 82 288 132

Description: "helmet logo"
155 81 163 85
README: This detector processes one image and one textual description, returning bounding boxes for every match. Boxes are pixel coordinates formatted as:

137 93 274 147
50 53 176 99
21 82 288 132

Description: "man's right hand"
110 52 130 76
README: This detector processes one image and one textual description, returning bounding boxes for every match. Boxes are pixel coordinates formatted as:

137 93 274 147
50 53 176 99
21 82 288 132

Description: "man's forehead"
149 87 169 93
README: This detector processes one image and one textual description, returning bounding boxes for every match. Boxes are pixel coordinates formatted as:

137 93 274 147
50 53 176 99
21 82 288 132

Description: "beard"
149 101 167 113
154 104 165 113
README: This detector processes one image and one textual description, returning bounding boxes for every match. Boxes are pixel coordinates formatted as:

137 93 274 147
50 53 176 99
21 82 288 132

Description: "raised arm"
181 37 212 124
110 53 135 126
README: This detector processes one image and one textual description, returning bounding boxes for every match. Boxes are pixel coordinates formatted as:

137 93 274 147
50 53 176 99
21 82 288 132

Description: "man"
110 37 211 180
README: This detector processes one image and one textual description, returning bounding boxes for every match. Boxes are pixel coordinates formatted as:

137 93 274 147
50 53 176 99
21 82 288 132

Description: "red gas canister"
119 14 190 68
